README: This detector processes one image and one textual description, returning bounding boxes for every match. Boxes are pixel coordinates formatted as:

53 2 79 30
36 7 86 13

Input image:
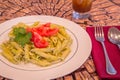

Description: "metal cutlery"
108 27 120 49
94 25 117 75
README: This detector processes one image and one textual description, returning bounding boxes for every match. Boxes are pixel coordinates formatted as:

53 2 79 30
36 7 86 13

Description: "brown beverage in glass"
72 0 93 19
72 0 93 13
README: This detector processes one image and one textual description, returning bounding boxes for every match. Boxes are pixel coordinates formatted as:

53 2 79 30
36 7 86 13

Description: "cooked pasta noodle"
0 22 72 67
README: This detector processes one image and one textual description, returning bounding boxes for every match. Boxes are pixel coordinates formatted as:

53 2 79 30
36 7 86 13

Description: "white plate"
0 15 92 80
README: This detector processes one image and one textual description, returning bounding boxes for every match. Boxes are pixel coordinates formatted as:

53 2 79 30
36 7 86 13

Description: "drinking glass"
72 0 93 19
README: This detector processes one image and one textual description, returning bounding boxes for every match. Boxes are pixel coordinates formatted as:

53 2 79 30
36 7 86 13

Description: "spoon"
108 27 120 49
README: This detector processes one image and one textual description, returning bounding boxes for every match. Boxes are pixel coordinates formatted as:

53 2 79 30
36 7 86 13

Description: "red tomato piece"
26 27 32 32
36 26 59 37
32 32 48 48
26 23 59 48
37 26 48 36
33 37 48 48
42 23 51 27
46 28 59 36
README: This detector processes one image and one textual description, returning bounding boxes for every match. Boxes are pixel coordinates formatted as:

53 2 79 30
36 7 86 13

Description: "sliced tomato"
37 26 48 36
46 28 59 36
26 27 32 32
32 32 48 48
33 38 48 48
42 23 51 27
26 23 59 48
37 26 59 37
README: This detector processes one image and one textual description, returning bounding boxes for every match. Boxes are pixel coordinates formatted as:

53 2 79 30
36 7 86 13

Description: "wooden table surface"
0 0 120 80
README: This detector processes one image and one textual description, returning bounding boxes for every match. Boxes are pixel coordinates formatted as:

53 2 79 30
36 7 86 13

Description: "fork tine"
95 24 100 38
95 26 96 37
101 26 104 37
95 24 104 39
94 24 98 38
99 25 104 38
98 26 102 37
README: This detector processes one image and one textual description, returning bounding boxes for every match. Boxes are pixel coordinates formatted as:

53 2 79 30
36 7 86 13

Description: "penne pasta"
31 49 59 61
30 55 51 66
57 33 66 41
0 22 72 67
10 42 23 53
60 47 71 60
53 40 62 55
31 48 54 53
24 44 31 62
50 36 58 46
1 44 18 64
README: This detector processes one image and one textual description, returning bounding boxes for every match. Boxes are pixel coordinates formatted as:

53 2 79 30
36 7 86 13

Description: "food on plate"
0 22 72 67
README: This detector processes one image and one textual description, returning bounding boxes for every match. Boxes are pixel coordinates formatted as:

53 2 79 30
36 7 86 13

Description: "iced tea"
72 0 93 13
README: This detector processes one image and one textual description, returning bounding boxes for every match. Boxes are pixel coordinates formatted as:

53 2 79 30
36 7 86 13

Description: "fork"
95 25 117 75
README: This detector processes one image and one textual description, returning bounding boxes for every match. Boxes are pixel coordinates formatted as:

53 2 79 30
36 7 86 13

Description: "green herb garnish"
13 27 32 47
